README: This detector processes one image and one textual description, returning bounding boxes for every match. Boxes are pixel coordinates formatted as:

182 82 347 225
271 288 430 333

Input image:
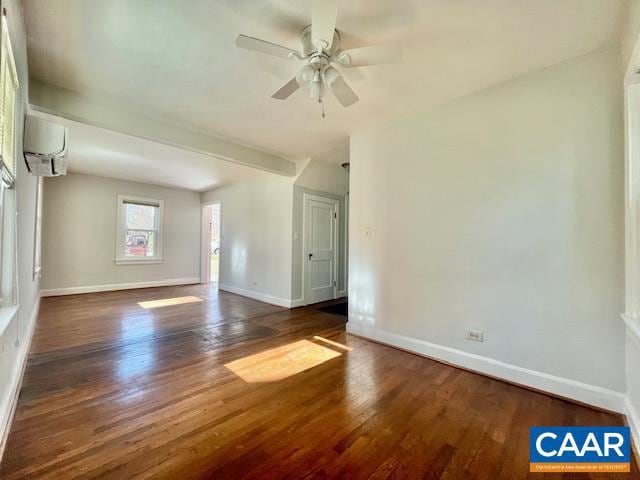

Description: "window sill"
115 258 164 265
0 305 19 338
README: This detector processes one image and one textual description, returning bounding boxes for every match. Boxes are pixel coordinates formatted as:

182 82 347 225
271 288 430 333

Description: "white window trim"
0 13 19 185
33 177 43 279
0 304 18 338
115 194 164 265
0 11 19 313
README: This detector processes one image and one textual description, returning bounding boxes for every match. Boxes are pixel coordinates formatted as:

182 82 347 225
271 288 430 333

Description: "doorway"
303 193 339 304
201 202 221 284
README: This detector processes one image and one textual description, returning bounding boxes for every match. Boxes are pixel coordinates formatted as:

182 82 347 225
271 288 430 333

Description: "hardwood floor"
1 284 637 479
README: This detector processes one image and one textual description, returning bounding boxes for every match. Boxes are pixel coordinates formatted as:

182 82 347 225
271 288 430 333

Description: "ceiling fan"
235 0 400 117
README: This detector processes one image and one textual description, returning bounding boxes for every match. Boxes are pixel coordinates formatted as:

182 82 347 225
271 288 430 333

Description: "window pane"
125 203 156 230
124 231 155 257
1 17 18 180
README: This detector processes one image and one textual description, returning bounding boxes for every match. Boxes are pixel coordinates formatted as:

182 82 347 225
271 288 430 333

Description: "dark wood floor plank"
0 284 637 479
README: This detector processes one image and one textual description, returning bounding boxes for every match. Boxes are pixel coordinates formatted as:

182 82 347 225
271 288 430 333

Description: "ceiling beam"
29 79 297 176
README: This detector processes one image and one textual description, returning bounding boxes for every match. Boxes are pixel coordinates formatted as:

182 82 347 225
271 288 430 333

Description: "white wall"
623 0 640 72
623 0 640 453
349 48 626 411
202 160 349 308
201 175 294 306
0 0 42 455
41 173 201 293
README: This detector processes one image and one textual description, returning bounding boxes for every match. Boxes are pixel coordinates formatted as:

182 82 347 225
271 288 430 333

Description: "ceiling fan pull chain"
321 100 325 118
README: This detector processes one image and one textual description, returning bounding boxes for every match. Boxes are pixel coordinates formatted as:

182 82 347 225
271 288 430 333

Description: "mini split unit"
23 115 68 176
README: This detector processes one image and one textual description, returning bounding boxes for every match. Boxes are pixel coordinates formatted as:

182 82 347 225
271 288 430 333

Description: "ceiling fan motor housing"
299 25 341 58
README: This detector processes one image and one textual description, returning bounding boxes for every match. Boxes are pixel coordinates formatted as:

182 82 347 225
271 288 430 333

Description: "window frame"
115 194 164 265
0 10 19 318
0 13 18 186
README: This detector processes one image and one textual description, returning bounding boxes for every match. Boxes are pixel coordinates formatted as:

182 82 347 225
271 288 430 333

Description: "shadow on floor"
316 300 347 317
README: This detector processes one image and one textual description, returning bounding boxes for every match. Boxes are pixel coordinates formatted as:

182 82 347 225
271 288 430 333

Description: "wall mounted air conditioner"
23 115 68 176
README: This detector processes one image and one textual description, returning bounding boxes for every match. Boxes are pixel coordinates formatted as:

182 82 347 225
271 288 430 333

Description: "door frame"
200 201 222 285
301 193 339 305
343 192 349 296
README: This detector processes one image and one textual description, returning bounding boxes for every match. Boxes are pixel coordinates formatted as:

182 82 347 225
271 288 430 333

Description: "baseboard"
40 277 201 297
624 314 640 463
289 294 346 309
347 321 626 413
290 298 305 308
218 284 294 308
626 396 640 465
0 295 40 461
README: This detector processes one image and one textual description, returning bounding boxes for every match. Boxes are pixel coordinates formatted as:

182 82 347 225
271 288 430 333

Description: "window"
115 195 163 264
0 14 17 184
0 12 18 308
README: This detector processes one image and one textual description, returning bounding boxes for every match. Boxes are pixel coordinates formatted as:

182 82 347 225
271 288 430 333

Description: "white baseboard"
347 321 626 413
290 298 305 308
336 290 347 298
0 295 40 461
626 396 640 464
40 277 201 297
218 284 294 308
624 314 640 462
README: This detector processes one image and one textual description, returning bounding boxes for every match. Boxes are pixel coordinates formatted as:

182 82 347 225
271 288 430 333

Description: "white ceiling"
33 112 267 191
313 144 350 165
24 0 625 160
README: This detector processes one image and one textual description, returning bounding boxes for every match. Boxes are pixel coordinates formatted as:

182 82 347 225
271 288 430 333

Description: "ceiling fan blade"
312 0 338 49
325 69 358 107
272 77 300 100
235 34 300 60
336 44 401 67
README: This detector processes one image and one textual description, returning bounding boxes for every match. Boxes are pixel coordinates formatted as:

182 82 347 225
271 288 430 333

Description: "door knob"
308 253 313 260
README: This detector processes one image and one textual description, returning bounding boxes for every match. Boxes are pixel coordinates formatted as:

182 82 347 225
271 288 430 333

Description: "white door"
304 194 339 304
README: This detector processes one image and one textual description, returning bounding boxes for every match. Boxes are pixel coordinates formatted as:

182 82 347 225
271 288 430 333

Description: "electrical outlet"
466 329 484 342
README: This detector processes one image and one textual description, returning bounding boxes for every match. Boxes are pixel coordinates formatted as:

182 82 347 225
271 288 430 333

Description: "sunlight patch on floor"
137 296 203 309
225 339 341 383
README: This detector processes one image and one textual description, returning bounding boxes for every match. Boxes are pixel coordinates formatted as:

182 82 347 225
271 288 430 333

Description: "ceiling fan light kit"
234 0 400 117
